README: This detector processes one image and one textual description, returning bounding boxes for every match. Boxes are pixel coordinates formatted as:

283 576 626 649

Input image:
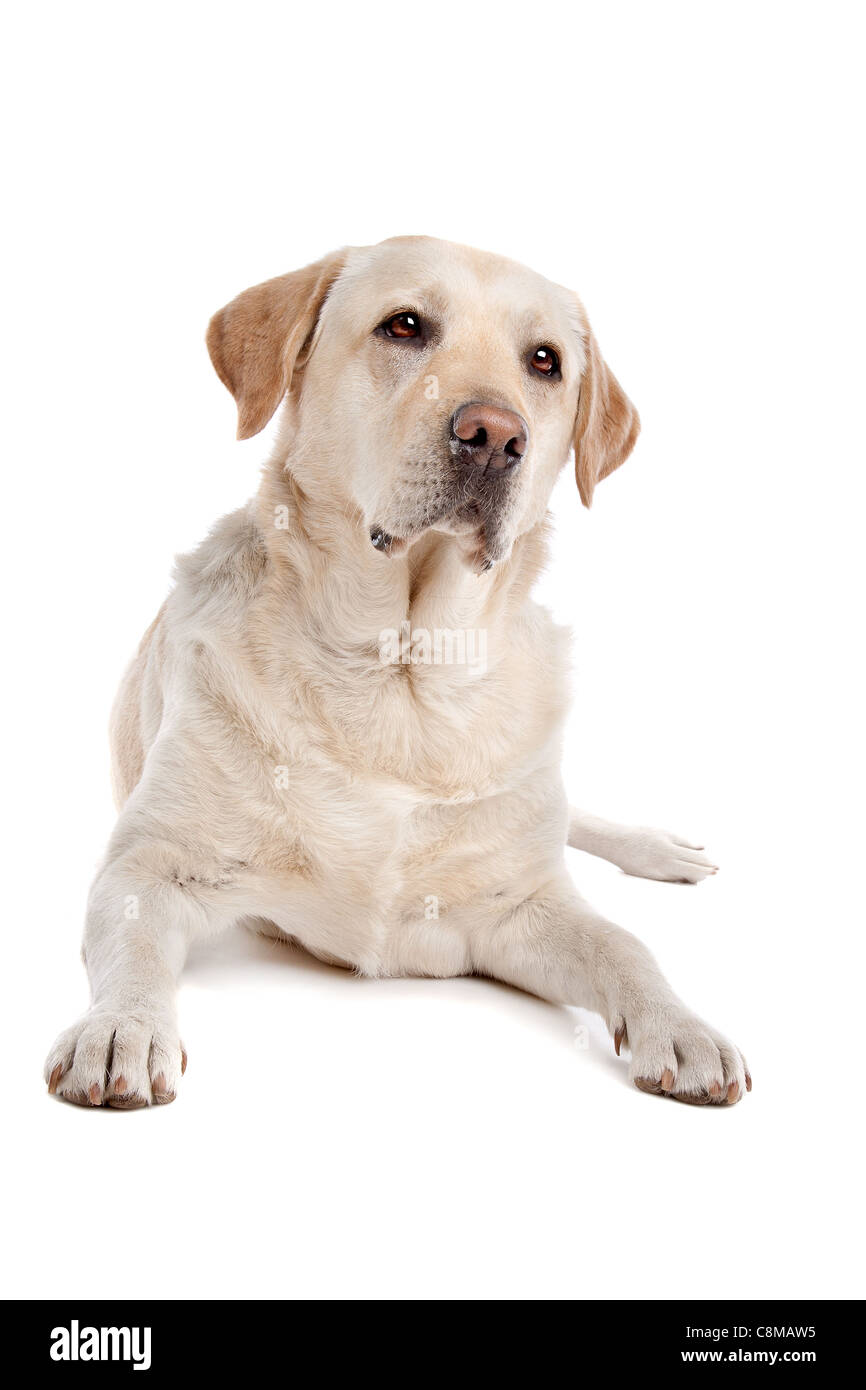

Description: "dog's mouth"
370 527 399 553
369 499 499 572
370 474 516 572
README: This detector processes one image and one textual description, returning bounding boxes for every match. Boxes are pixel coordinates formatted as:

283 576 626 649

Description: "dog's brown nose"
451 402 528 472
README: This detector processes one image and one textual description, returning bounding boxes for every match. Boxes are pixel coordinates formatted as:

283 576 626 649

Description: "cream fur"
45 237 748 1110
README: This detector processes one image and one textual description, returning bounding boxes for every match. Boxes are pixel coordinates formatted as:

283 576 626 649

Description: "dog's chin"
435 516 506 573
434 498 518 573
370 500 512 574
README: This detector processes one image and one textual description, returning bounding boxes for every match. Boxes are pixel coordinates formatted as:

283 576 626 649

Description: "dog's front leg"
44 840 238 1108
471 877 750 1105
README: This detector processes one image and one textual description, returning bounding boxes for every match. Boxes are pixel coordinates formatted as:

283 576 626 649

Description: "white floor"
3 0 863 1304
8 813 858 1301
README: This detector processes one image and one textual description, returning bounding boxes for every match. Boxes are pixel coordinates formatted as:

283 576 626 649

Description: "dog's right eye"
379 311 423 340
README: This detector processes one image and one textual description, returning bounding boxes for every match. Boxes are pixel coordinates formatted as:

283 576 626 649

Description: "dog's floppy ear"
206 250 347 440
573 321 640 507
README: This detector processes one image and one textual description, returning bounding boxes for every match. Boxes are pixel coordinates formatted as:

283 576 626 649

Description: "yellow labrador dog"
45 236 750 1109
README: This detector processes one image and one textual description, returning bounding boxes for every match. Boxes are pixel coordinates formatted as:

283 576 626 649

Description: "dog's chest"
225 596 570 968
253 669 568 975
261 756 566 976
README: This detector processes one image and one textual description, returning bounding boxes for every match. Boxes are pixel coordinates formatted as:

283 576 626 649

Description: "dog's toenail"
88 1083 102 1105
181 1050 188 1075
152 1073 166 1095
634 1076 662 1095
114 1075 127 1095
745 1073 752 1092
727 1081 739 1103
614 1025 626 1056
48 1064 63 1094
709 1081 722 1098
660 1069 675 1092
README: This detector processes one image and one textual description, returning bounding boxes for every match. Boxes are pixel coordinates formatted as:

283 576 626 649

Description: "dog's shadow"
184 924 627 1088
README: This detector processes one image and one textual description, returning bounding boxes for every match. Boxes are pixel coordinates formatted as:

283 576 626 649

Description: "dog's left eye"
529 346 561 378
380 311 423 340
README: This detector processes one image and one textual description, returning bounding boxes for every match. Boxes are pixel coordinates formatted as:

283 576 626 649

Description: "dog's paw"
44 1009 186 1109
613 1007 750 1106
613 827 718 884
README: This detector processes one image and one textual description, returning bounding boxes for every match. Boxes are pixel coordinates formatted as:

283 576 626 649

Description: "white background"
2 1 863 1301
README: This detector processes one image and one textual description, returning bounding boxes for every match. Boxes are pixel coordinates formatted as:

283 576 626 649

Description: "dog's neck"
253 458 549 673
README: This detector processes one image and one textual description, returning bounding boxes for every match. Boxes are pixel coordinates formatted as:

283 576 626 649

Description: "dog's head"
207 236 639 570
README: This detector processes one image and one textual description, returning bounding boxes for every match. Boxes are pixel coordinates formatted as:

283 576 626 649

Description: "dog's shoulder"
173 503 269 610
